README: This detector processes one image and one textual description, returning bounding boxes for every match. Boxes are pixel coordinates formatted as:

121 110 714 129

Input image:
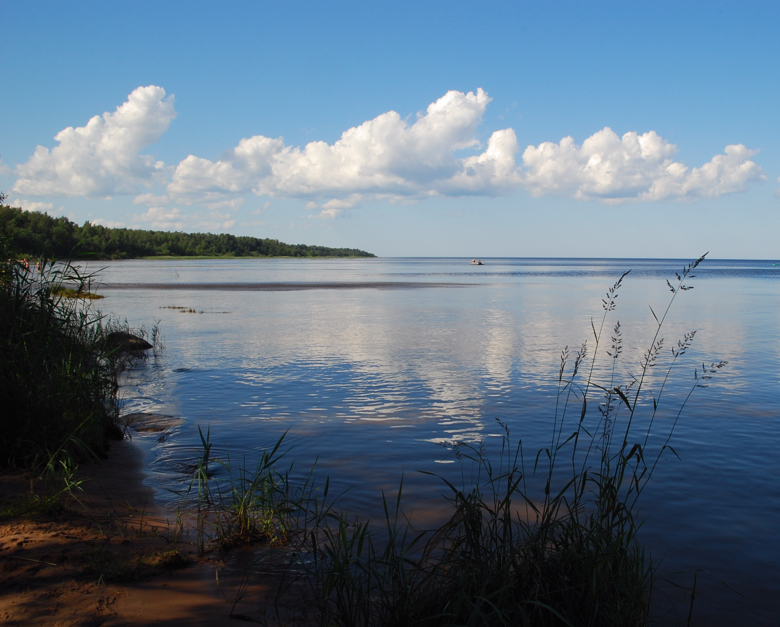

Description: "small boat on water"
470 259 484 265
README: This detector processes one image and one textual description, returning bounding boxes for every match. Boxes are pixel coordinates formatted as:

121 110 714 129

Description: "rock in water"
105 331 153 352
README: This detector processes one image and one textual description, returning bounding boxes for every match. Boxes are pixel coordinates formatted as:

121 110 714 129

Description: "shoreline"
0 437 284 626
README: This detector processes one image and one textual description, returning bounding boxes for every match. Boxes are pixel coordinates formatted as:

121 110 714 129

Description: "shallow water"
90 257 780 625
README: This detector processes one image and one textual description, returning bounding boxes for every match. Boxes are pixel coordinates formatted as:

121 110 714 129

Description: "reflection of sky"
102 258 780 457
99 257 780 624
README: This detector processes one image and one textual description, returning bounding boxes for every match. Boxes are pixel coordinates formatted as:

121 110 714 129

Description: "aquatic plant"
186 428 317 556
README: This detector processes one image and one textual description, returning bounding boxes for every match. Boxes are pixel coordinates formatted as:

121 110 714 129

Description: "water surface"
90 257 780 625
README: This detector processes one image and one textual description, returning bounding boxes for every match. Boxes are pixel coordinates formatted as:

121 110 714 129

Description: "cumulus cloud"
136 207 187 230
306 194 364 213
90 218 126 228
11 85 765 210
192 212 236 231
445 128 522 195
13 86 176 197
520 128 765 203
133 192 171 206
203 197 244 211
168 89 508 204
134 206 236 232
169 90 763 207
311 208 342 220
10 198 59 213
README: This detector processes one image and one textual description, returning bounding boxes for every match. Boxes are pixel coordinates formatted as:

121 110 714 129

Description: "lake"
88 256 780 625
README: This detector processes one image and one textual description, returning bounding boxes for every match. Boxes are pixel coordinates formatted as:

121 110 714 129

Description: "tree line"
0 205 375 259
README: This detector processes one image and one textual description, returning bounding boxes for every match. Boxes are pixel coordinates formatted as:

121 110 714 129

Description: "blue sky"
2 1 778 258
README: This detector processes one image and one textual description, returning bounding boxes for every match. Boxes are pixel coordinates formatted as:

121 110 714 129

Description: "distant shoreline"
138 254 378 260
0 205 376 260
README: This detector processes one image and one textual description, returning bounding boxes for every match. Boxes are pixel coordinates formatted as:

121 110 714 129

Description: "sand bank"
102 281 472 291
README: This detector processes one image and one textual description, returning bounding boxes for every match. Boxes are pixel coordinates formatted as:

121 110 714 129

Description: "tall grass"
0 239 151 470
185 427 319 556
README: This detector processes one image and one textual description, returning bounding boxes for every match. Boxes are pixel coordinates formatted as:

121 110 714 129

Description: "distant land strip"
0 205 375 259
101 281 474 291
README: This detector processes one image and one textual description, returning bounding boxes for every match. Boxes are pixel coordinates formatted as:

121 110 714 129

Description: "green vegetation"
0 236 152 470
185 427 309 555
49 285 105 299
184 255 723 625
0 204 375 259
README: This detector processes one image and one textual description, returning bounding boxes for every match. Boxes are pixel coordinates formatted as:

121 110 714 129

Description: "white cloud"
11 86 765 211
268 88 492 196
13 86 176 197
90 218 126 228
203 197 244 211
134 206 237 232
306 194 364 212
308 207 343 220
198 212 237 231
520 128 765 203
10 198 57 213
169 91 763 208
168 89 510 204
444 128 522 195
133 192 171 205
136 207 186 230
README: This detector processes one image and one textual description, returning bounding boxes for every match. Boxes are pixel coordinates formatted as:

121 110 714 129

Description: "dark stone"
104 331 153 352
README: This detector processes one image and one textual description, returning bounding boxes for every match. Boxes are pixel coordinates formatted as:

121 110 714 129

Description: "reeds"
186 427 317 556
0 241 154 472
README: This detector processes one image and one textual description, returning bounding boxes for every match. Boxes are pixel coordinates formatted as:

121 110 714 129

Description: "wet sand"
0 438 298 626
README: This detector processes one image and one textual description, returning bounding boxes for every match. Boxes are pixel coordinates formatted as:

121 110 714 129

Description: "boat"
470 259 484 265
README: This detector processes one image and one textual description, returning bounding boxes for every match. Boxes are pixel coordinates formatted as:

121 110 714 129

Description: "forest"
0 205 375 259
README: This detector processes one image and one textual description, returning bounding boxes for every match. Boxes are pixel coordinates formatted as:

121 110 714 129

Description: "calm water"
89 257 780 625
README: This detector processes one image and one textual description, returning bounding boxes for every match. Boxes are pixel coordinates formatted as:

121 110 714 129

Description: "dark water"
91 257 780 625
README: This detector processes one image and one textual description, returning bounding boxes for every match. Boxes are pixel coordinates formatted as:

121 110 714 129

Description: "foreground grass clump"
0 240 150 470
185 427 312 555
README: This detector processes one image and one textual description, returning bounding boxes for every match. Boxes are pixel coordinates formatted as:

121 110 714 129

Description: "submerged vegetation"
180 254 724 625
49 285 105 299
0 204 375 259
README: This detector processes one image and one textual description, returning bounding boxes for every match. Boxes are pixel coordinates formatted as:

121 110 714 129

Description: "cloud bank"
10 198 59 214
13 86 176 197
520 129 764 203
13 86 765 214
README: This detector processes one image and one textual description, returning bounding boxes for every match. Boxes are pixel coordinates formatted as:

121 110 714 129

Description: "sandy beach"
0 438 294 626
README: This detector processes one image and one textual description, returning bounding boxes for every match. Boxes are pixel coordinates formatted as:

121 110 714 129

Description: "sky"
1 1 779 258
